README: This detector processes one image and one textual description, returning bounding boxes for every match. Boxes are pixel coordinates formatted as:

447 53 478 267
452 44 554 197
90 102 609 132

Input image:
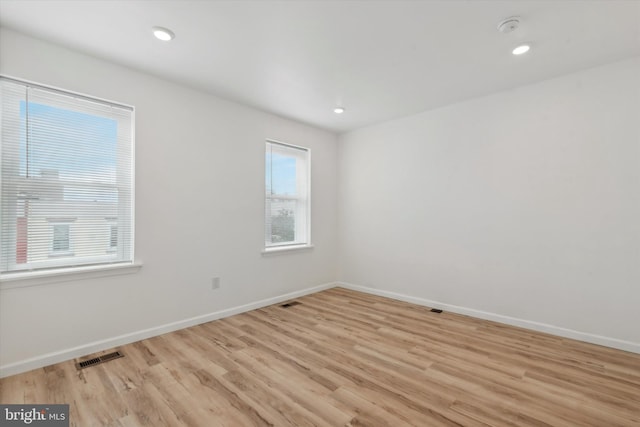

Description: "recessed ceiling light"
334 107 345 114
512 44 531 55
152 26 175 42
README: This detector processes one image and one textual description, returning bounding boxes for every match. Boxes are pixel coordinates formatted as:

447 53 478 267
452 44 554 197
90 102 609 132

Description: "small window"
109 225 118 250
106 217 118 253
265 140 310 249
0 76 134 275
46 217 76 258
51 223 70 254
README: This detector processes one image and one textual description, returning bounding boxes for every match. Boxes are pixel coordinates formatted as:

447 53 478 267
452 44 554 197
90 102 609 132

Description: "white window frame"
0 75 135 280
264 139 311 252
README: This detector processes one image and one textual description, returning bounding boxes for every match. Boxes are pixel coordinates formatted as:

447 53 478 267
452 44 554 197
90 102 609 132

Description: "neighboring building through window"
265 140 310 249
0 76 134 275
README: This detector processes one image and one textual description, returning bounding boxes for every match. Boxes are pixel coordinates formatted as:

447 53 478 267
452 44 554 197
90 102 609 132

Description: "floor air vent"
430 308 443 313
280 301 301 308
76 351 124 370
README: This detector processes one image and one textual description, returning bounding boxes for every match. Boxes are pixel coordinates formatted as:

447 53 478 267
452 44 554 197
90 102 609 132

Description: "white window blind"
265 140 310 248
0 76 134 275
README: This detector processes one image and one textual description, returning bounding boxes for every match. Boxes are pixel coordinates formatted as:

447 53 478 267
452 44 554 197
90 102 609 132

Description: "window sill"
262 244 314 255
0 262 142 290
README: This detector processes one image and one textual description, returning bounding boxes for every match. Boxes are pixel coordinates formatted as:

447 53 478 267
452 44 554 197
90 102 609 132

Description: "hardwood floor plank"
228 349 349 427
2 287 639 426
331 386 415 427
192 368 274 426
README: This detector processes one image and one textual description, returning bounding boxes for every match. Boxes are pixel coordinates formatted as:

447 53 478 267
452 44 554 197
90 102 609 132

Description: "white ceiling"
0 0 639 133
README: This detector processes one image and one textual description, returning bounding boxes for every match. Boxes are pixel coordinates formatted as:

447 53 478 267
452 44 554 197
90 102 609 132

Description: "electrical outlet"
211 277 220 290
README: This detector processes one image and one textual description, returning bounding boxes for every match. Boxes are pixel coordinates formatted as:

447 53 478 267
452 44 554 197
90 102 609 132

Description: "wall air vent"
76 351 124 370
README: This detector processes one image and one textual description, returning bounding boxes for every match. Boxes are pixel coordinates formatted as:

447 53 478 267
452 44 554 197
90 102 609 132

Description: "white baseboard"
0 282 336 378
4 280 637 378
337 282 640 355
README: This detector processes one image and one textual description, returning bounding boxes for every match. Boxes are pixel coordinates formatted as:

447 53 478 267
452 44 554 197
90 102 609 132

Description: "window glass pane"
110 225 118 248
21 101 117 186
52 224 70 252
267 199 296 243
269 153 297 196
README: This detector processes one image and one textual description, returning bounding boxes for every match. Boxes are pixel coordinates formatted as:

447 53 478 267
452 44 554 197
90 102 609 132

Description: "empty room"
0 1 639 426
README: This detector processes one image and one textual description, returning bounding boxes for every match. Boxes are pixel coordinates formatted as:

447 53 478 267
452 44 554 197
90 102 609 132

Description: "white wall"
338 57 640 351
0 28 338 375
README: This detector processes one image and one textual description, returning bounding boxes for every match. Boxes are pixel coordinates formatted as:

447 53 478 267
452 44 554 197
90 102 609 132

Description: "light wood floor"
1 288 639 426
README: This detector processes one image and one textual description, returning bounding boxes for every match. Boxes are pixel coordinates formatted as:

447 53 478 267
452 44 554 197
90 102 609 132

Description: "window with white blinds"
0 76 134 275
265 140 310 249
